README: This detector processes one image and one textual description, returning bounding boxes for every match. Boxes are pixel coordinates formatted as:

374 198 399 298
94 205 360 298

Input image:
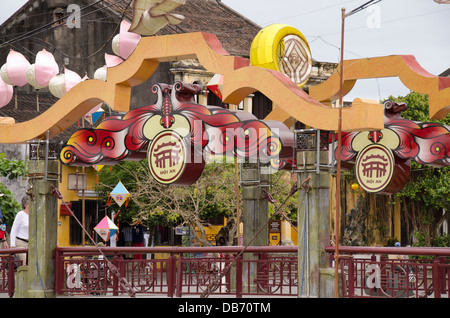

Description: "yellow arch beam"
221 66 383 131
309 55 450 120
0 32 384 144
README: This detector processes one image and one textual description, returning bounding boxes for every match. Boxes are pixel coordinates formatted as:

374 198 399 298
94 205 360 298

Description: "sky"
1 0 449 102
221 0 450 101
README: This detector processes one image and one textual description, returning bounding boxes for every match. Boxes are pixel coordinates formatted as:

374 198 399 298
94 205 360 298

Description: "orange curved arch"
309 55 450 120
0 32 384 144
222 66 384 131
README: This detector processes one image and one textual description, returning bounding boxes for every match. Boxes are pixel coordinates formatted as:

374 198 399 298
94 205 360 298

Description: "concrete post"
297 151 336 298
241 162 269 292
25 160 59 298
241 162 269 247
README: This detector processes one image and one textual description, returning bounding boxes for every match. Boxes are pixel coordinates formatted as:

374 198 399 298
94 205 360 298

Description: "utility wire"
0 0 106 48
345 0 382 17
0 0 131 50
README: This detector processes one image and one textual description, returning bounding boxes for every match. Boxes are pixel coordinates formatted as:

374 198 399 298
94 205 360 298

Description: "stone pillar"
241 162 269 292
26 160 59 298
297 151 335 298
241 162 269 247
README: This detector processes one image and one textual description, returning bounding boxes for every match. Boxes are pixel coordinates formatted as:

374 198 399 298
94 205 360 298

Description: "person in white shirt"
10 196 29 264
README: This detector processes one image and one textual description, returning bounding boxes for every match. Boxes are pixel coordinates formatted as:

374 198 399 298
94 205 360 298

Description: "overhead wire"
0 0 132 51
345 0 382 17
0 0 106 48
257 0 360 26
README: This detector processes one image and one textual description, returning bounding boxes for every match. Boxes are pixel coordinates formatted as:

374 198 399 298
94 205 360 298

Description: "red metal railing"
4 245 448 298
0 248 27 298
54 246 298 297
325 246 450 298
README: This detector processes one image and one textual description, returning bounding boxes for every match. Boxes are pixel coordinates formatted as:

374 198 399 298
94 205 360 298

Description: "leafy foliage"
0 183 21 225
0 152 26 180
0 153 26 225
95 158 298 245
387 92 450 125
385 92 450 245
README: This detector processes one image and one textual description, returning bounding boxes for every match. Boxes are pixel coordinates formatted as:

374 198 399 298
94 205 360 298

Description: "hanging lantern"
84 105 104 124
110 181 130 207
0 77 13 108
0 50 30 87
105 53 124 67
94 216 118 242
26 64 46 90
93 165 104 172
48 74 66 98
48 67 83 98
93 51 125 82
112 20 141 59
94 65 107 81
26 49 59 89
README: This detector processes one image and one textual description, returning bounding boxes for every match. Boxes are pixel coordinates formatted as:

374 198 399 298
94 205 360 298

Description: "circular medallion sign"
250 24 312 87
148 131 186 184
356 144 395 193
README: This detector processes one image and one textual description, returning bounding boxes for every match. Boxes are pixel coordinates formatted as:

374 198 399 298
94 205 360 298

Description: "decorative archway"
0 32 385 144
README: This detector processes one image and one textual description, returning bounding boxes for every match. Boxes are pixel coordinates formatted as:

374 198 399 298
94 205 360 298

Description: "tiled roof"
0 92 97 140
0 93 57 123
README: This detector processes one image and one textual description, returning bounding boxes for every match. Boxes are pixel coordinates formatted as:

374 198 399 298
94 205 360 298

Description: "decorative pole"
334 6 346 299
335 0 382 298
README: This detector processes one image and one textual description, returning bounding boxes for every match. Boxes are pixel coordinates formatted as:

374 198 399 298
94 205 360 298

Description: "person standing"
10 196 29 264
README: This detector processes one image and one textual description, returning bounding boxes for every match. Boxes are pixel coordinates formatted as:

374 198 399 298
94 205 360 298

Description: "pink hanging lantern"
0 77 13 108
35 49 59 88
0 50 30 87
105 53 124 67
26 49 59 111
112 20 141 59
48 67 83 98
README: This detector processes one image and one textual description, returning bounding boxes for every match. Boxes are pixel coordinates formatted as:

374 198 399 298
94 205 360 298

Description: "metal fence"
54 246 298 297
325 246 450 298
0 248 27 298
3 245 449 298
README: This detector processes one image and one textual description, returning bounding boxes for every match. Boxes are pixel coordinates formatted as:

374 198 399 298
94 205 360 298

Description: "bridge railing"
325 246 450 298
0 248 27 298
54 246 298 298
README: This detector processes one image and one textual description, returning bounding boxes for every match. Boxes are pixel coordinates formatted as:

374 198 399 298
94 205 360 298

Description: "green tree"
386 92 450 245
95 158 298 246
0 152 26 225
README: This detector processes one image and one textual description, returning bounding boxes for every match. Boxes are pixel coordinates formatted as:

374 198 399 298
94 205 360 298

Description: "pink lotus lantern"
105 53 124 67
0 50 30 87
26 49 59 89
93 53 124 82
0 78 13 108
48 67 84 98
112 20 141 59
